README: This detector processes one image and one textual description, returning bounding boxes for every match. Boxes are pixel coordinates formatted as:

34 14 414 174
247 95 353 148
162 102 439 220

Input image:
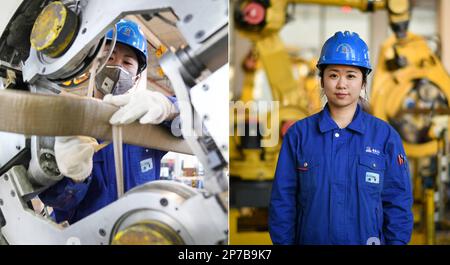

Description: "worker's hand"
54 136 99 183
103 89 178 125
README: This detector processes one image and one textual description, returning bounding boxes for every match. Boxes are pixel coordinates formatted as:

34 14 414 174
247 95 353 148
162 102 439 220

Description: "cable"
86 24 117 97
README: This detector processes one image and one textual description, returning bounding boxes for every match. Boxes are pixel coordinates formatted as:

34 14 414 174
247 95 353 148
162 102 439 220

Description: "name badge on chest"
365 172 380 184
140 158 153 173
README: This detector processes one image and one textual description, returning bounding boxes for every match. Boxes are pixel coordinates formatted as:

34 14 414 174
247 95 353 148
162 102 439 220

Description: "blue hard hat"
317 31 371 74
106 19 148 75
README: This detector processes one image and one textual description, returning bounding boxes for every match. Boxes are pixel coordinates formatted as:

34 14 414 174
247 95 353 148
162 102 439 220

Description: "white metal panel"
0 0 23 37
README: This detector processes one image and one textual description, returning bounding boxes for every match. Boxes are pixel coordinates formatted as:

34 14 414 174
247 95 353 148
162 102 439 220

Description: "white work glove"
103 89 178 125
54 136 99 182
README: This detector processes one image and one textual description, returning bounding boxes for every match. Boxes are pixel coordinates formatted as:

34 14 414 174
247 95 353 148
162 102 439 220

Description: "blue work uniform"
40 96 177 224
269 104 413 245
39 143 167 224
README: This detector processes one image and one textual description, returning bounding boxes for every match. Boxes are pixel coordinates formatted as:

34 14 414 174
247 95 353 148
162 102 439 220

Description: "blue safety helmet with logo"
106 19 148 75
317 31 372 75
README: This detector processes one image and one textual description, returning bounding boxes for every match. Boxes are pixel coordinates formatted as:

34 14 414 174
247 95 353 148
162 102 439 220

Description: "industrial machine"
229 44 320 244
230 0 414 244
371 28 450 244
0 0 228 245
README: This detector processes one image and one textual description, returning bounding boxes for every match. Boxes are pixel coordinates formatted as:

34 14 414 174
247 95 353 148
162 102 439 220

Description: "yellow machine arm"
230 0 415 245
233 0 411 107
371 33 450 158
235 0 410 37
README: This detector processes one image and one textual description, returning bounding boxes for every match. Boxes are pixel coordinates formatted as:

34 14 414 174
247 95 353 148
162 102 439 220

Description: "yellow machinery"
230 0 413 244
230 47 320 244
371 31 450 244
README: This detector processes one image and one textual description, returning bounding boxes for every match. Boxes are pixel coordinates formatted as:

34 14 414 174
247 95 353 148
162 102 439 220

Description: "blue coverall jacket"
269 104 413 245
40 143 167 224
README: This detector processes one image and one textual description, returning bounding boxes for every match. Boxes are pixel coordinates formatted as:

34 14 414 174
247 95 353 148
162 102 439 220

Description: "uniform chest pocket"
358 154 386 194
129 148 158 183
297 157 321 195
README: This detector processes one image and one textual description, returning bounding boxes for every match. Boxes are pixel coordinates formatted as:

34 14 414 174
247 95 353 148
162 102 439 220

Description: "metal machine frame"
0 0 229 245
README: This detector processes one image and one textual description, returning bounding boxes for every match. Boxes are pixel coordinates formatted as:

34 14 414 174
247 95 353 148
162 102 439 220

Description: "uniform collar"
318 104 366 134
347 104 366 134
318 104 339 133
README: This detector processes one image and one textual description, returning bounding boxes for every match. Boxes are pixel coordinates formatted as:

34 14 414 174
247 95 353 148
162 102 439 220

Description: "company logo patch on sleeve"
140 158 153 173
365 172 380 184
397 154 405 166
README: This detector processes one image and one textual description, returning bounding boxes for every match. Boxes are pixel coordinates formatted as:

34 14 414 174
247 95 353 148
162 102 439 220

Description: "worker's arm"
165 95 178 114
381 130 414 245
104 89 179 125
161 95 179 130
39 176 92 212
39 136 97 211
269 125 300 245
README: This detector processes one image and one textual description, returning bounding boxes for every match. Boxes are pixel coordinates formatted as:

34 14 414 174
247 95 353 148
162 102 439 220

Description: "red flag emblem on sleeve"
397 154 405 165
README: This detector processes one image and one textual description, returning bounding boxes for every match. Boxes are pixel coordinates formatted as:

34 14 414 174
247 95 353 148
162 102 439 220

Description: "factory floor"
410 231 450 245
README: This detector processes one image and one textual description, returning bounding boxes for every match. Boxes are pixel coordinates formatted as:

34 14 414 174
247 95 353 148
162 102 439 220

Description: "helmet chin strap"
87 25 118 98
87 41 109 98
87 57 101 98
132 74 140 88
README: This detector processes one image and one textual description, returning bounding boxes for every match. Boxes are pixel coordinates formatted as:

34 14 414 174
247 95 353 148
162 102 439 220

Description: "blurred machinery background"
230 0 450 245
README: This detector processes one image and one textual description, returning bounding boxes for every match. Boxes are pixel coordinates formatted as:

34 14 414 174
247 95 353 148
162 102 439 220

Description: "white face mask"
95 65 135 95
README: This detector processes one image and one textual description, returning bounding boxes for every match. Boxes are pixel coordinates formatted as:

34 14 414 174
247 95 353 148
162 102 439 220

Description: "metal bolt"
0 199 3 206
99 229 106 237
304 162 308 167
202 84 209 91
221 145 228 151
4 175 8 181
82 28 87 34
160 198 168 207
183 14 193 23
203 115 209 121
42 67 46 73
10 190 15 197
195 30 205 39
15 145 21 150
372 163 377 168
